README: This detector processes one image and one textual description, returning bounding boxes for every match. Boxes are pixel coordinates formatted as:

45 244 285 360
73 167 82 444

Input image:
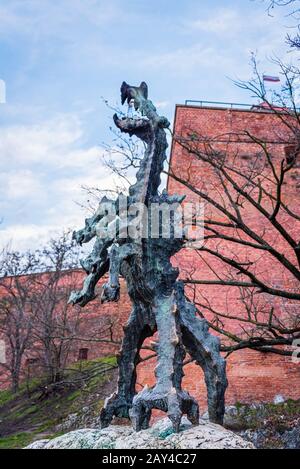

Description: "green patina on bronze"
69 82 228 432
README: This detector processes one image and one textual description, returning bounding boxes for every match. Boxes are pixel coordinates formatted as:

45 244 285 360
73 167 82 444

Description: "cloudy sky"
0 0 297 250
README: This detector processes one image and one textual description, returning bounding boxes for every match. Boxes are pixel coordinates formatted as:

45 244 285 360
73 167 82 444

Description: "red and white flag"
263 74 280 83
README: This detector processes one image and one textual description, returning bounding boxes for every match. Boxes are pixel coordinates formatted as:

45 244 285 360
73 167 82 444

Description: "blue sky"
0 0 297 250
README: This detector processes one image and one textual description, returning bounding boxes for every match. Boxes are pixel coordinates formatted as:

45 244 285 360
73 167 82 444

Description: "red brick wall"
137 349 300 411
142 104 300 408
0 271 132 390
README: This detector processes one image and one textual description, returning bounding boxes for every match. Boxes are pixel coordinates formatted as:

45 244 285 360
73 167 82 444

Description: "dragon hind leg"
176 282 228 425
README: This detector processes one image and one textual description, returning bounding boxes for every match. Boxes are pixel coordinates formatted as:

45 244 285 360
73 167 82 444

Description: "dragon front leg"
100 302 156 428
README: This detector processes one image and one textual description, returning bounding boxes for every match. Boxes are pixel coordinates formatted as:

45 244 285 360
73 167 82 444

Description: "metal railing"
184 99 300 113
184 99 254 109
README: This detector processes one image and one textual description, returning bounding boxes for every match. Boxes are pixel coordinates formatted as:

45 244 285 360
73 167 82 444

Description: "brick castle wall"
145 104 300 408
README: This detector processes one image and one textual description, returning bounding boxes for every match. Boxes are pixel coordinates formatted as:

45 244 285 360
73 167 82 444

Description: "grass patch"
0 389 15 407
66 390 81 402
0 377 45 409
69 355 117 373
99 356 117 367
0 432 35 449
12 404 39 419
0 356 117 449
226 399 300 436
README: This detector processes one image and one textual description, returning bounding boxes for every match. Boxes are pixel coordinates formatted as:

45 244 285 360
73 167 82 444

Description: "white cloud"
0 0 129 41
0 224 63 252
154 101 170 109
0 114 83 166
187 9 240 35
184 5 290 43
142 44 240 76
0 113 124 251
1 169 43 200
139 4 290 89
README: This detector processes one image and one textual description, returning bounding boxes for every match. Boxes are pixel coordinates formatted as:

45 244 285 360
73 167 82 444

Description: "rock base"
25 417 254 449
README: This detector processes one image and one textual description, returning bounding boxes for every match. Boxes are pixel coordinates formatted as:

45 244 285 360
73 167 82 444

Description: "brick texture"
155 104 300 407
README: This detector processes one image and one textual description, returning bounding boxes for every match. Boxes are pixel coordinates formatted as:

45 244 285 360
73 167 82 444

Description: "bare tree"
0 250 40 392
29 233 83 384
262 0 300 47
0 233 126 391
168 55 300 357
265 0 299 11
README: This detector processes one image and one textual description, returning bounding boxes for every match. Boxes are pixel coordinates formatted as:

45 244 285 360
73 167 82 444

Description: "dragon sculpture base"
69 82 227 432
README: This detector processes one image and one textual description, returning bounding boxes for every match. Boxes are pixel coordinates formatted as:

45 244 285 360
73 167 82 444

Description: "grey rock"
203 405 243 430
55 412 79 432
25 418 254 449
25 439 51 449
281 426 300 449
223 406 239 426
239 429 268 448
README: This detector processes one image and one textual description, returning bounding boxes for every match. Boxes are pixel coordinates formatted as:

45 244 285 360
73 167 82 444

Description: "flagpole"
262 74 280 105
